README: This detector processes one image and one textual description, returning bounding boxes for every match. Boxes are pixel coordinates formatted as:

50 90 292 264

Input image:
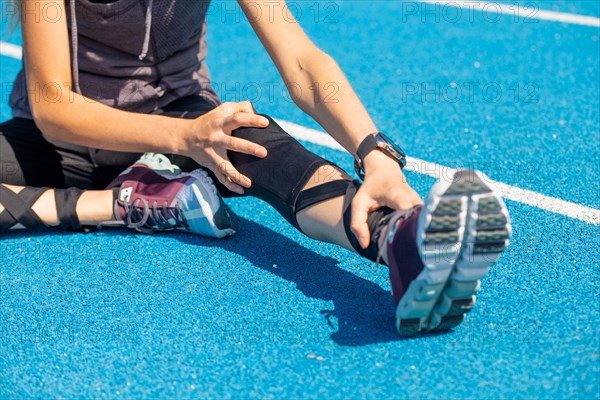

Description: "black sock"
368 206 397 249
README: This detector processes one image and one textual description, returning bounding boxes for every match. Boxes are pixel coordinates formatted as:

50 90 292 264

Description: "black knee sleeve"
226 116 394 258
228 116 346 230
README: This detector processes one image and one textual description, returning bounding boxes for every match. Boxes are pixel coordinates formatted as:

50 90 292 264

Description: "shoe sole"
395 169 511 336
184 170 236 238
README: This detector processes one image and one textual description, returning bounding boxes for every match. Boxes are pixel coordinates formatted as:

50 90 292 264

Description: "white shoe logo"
120 186 133 203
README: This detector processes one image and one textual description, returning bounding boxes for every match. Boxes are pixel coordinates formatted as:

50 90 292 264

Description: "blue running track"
1 1 599 398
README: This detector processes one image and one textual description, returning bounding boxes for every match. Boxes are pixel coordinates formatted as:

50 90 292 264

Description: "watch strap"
353 132 406 180
355 133 379 170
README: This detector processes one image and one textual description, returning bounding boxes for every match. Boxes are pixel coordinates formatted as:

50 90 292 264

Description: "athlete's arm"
238 0 376 154
240 0 423 246
19 0 267 193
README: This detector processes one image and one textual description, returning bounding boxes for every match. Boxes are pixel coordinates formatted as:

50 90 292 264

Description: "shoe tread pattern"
396 170 511 336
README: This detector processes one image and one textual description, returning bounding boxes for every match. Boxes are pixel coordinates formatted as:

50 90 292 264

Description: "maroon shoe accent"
384 207 425 305
106 165 191 232
108 164 188 192
106 164 150 190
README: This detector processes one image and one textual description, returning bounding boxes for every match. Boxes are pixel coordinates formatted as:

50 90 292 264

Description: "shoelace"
118 197 188 233
99 168 215 233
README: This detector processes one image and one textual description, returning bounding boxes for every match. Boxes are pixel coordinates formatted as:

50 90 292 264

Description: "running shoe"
377 169 511 335
102 153 236 238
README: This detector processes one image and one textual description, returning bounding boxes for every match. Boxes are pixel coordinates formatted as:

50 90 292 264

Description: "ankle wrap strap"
55 187 83 231
341 180 395 263
292 178 395 262
0 185 85 233
295 179 352 215
0 185 48 233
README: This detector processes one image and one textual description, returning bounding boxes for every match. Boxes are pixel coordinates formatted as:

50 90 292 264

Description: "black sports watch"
354 132 406 180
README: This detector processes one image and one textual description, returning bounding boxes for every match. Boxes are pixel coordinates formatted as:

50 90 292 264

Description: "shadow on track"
173 215 439 346
1 215 450 346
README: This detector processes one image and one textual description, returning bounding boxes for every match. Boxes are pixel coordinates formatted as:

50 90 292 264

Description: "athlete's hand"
350 151 424 249
180 101 269 194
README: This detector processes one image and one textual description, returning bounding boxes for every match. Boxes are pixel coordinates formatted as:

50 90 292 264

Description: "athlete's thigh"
89 96 219 188
0 118 94 188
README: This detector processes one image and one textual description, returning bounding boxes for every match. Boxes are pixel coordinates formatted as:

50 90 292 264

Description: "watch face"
378 133 406 165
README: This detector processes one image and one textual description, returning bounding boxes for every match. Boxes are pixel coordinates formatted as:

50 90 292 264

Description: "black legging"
0 95 344 229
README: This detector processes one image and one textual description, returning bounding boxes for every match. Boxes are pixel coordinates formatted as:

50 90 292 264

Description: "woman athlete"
0 0 511 335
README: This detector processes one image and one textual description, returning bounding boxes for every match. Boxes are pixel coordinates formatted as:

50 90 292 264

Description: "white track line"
276 120 600 226
0 41 23 59
1 43 598 225
420 0 600 28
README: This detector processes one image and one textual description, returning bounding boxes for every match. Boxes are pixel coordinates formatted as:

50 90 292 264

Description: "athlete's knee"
230 114 283 145
227 114 332 199
227 116 390 261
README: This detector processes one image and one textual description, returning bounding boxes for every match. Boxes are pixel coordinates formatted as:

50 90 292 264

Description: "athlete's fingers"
223 112 269 132
202 154 249 194
208 166 244 194
350 193 372 249
236 100 256 114
385 187 423 210
221 135 268 158
216 158 252 189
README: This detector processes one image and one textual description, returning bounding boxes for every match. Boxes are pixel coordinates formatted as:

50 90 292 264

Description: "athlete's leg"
0 184 113 229
155 97 513 337
0 118 227 235
0 117 112 231
151 96 395 260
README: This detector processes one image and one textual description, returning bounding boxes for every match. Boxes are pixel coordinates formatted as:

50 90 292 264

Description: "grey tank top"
10 0 220 119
